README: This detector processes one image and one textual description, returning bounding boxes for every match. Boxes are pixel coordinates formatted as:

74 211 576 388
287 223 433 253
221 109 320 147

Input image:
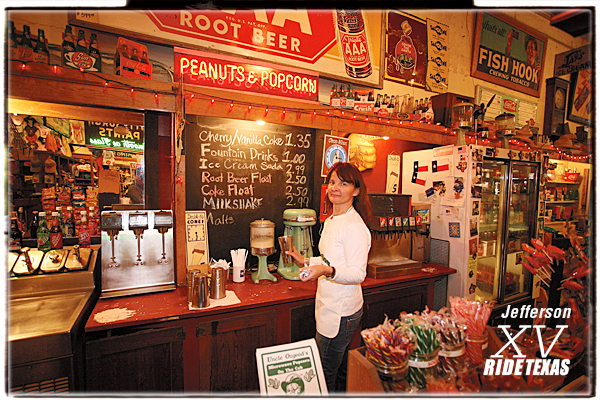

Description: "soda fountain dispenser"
154 211 173 264
250 219 277 283
129 211 148 265
366 194 422 278
100 210 175 298
277 209 316 280
100 212 123 268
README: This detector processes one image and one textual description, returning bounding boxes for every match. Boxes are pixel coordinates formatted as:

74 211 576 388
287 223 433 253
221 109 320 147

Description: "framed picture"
471 12 548 98
567 69 593 126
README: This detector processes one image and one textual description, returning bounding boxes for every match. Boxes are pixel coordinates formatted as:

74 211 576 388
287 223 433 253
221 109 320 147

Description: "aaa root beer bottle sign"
146 10 336 64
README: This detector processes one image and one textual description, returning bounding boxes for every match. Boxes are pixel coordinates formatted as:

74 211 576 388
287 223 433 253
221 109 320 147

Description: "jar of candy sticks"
400 312 440 390
466 331 489 367
408 347 440 390
361 317 413 392
449 297 493 368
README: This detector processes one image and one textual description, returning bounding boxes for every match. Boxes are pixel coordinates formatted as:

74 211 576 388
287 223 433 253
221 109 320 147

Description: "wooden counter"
83 263 455 393
86 263 455 332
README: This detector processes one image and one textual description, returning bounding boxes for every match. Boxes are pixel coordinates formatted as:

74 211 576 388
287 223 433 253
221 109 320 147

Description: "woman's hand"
299 264 331 282
285 245 305 264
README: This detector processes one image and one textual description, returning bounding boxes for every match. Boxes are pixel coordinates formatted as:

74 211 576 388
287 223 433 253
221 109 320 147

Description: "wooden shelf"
546 200 578 204
547 180 580 185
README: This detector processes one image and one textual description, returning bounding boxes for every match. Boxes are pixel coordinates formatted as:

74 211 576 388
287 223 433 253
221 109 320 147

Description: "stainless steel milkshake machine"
100 210 175 298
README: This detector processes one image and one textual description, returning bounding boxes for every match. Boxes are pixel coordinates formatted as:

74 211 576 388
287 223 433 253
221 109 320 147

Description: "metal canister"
187 268 202 303
210 266 227 300
191 272 210 309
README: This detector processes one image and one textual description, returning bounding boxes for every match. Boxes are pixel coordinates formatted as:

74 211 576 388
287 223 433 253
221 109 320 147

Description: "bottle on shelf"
37 211 51 252
65 206 75 237
18 24 34 62
17 206 25 232
8 20 19 60
75 29 88 54
79 210 91 248
30 211 39 240
56 206 65 235
373 94 381 113
388 95 396 109
33 28 49 64
9 212 23 251
382 94 389 109
130 47 140 61
50 212 63 250
407 96 414 114
400 95 408 114
62 25 76 54
88 206 98 235
89 33 102 72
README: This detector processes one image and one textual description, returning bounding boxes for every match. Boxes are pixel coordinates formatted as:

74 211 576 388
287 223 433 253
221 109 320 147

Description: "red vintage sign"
175 48 319 102
503 99 517 113
146 10 337 64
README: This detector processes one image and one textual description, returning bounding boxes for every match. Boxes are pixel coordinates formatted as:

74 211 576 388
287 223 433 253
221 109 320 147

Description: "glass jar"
495 113 516 136
451 102 474 130
408 347 440 390
438 341 466 377
367 353 411 393
465 331 489 367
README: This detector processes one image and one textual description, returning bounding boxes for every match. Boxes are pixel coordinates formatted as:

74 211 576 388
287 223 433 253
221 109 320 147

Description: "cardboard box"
61 32 101 72
114 37 152 80
353 90 375 113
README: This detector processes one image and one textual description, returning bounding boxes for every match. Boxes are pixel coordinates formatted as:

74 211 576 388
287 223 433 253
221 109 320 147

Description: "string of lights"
14 60 591 163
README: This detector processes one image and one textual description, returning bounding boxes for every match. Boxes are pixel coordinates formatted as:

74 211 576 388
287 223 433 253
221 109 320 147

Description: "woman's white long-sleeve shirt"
308 207 371 338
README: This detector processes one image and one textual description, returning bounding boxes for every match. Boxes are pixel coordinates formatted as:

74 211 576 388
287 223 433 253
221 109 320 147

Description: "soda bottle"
336 9 372 78
79 210 91 248
17 206 25 232
9 212 22 251
37 211 51 252
33 29 49 64
130 47 140 61
50 212 63 250
18 24 34 62
65 206 75 237
88 33 102 72
88 206 98 236
62 25 75 53
396 20 417 75
30 211 39 239
56 206 65 235
8 20 19 60
76 29 87 54
141 50 150 64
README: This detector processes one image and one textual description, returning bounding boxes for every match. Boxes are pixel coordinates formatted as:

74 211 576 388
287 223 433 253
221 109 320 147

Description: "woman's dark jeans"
315 307 363 393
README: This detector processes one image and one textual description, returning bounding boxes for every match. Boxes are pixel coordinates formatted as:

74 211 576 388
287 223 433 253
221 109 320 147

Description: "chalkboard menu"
186 115 315 260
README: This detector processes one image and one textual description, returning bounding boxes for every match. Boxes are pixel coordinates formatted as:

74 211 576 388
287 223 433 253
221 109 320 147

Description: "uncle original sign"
471 13 547 98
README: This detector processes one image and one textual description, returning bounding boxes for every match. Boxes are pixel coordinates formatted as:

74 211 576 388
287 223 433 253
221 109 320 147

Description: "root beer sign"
175 48 319 101
147 10 336 64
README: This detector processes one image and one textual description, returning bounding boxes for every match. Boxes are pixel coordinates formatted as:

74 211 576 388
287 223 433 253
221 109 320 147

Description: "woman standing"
286 162 372 393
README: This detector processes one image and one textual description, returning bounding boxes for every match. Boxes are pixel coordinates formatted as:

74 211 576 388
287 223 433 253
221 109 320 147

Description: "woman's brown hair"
325 162 372 225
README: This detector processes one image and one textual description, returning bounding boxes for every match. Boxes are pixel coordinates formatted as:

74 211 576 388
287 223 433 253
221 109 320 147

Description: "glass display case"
476 160 539 304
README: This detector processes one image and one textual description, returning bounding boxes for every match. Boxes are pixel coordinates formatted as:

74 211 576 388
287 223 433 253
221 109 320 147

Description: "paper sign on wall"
256 339 328 395
186 211 209 266
321 135 350 177
386 154 401 194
